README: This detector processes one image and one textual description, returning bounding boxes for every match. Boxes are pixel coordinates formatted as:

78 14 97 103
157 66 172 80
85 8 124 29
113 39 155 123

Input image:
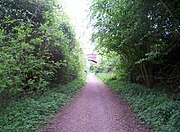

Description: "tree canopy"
90 0 180 89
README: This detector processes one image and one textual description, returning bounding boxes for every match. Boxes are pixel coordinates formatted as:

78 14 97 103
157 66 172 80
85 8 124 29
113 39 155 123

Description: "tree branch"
159 0 179 26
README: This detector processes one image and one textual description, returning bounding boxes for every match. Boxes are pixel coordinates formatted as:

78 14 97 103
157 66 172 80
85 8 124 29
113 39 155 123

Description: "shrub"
97 73 180 132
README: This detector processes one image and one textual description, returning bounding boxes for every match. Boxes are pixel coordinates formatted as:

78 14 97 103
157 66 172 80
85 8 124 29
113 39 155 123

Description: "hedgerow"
0 0 86 98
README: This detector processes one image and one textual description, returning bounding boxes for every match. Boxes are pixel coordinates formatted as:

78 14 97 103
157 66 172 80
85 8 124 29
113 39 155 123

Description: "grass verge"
96 73 180 132
0 79 85 132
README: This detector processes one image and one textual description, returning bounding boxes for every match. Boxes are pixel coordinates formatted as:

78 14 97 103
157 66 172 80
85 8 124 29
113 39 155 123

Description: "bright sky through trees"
61 0 94 54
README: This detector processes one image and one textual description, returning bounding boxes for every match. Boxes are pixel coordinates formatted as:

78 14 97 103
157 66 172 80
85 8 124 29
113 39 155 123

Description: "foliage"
90 0 180 88
0 0 86 96
92 56 115 73
0 24 54 94
97 73 180 132
0 79 85 132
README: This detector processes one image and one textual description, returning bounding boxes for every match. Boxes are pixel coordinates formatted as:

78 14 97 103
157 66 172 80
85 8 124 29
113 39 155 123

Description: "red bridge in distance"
86 54 98 63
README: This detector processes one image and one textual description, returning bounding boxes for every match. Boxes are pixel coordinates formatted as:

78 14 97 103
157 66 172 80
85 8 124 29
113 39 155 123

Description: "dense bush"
0 0 86 96
0 79 85 132
97 73 180 132
90 0 180 88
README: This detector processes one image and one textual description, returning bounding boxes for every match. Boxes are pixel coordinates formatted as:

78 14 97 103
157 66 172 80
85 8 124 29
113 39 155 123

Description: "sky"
60 0 94 54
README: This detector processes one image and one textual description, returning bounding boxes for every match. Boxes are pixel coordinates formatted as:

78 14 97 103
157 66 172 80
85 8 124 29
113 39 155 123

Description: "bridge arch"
86 54 98 63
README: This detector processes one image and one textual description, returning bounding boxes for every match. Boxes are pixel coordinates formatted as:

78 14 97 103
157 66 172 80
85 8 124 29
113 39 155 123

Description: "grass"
96 73 180 132
0 79 85 132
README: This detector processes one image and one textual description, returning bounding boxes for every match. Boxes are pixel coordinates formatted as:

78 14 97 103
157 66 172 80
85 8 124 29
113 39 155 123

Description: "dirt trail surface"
39 74 149 132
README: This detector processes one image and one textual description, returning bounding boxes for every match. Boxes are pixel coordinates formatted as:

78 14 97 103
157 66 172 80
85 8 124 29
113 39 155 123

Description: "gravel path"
39 74 149 132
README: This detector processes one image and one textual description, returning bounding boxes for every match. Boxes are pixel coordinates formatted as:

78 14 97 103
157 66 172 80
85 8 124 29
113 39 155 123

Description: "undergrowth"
0 79 85 132
97 73 180 132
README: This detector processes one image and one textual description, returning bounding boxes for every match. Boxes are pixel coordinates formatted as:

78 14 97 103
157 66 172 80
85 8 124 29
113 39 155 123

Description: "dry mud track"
39 74 149 132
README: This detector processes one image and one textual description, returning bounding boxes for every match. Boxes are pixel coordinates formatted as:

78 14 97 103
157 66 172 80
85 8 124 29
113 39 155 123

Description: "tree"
90 0 180 88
